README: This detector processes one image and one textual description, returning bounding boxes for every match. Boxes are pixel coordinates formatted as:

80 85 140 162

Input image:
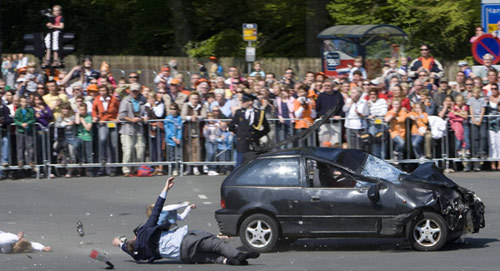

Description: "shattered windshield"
360 155 403 184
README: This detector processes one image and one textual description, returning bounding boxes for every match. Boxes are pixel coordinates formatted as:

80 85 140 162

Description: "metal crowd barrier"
3 114 500 179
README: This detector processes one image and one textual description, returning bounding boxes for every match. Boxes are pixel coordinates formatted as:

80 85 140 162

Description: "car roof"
260 147 368 171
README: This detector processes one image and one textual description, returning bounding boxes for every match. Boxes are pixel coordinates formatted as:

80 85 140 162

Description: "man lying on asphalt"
112 177 259 265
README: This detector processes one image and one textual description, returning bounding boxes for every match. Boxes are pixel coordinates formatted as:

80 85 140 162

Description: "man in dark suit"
229 93 270 167
112 177 259 265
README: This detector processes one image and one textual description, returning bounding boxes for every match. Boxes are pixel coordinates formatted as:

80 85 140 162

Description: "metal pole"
247 41 252 74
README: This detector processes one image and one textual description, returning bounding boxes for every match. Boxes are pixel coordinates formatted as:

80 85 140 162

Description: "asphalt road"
0 172 499 271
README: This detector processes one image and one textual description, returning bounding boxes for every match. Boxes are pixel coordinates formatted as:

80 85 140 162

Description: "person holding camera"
43 5 64 67
293 84 316 146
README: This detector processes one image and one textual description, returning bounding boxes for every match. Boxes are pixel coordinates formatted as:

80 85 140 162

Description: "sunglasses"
465 84 473 86
420 48 429 51
129 76 138 79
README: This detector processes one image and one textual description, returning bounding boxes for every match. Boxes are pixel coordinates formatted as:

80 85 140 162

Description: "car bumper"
215 209 240 236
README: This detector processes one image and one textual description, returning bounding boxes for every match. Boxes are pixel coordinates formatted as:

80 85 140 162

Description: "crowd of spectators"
1 41 500 179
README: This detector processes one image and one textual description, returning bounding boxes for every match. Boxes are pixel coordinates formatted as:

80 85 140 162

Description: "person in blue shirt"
217 121 234 174
164 103 183 176
112 177 259 265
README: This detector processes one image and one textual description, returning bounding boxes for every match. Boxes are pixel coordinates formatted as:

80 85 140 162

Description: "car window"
306 159 368 188
360 154 402 184
233 158 300 187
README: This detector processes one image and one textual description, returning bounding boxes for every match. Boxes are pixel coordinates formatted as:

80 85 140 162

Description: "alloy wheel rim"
245 219 273 248
413 218 442 247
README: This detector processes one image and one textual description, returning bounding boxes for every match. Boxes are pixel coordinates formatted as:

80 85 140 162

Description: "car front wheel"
239 214 279 253
411 211 448 251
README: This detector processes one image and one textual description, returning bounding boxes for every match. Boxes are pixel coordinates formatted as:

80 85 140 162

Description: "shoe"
226 258 242 265
29 162 35 168
109 171 117 177
1 162 9 168
444 168 455 173
64 174 71 178
193 167 200 176
235 251 260 262
203 165 209 173
473 167 481 172
155 170 164 176
172 170 179 176
76 221 85 237
208 170 219 176
18 161 24 168
123 172 131 177
418 156 426 164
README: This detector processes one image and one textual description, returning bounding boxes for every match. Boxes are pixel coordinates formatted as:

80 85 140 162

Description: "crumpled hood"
406 162 457 188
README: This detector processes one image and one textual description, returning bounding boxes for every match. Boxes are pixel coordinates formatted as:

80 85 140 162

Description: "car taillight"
220 199 226 209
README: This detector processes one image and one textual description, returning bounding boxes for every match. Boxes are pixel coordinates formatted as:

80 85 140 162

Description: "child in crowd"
408 103 429 162
14 97 35 168
467 89 487 171
449 95 470 159
54 103 76 177
164 103 182 176
75 103 94 176
367 89 388 159
348 56 367 81
43 5 64 66
385 99 407 161
203 112 221 176
217 121 234 175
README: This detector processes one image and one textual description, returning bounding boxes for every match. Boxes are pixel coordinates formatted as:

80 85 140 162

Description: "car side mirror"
367 183 380 203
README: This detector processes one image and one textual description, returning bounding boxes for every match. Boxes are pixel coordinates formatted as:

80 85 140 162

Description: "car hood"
405 162 457 188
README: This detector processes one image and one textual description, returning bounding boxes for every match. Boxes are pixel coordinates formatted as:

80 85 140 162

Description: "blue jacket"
122 194 171 262
164 115 182 147
217 130 233 150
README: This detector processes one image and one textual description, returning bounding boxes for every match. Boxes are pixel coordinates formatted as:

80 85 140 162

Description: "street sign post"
482 0 500 32
243 23 258 74
472 33 500 64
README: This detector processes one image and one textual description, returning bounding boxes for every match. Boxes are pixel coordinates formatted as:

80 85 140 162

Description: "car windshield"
360 154 403 184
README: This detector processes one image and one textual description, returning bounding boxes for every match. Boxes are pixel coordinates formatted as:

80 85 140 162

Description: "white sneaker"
208 170 219 176
203 165 209 173
193 167 201 176
418 156 426 164
172 170 179 176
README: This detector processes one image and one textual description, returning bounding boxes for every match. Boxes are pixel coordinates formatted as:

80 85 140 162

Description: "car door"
301 158 395 235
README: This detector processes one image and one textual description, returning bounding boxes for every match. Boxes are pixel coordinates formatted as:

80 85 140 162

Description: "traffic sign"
472 33 500 64
482 0 500 32
324 51 340 71
245 47 256 62
242 23 258 41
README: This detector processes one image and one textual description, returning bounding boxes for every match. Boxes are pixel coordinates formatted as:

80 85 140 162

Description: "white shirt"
245 108 255 125
344 98 368 129
0 231 45 253
100 96 111 111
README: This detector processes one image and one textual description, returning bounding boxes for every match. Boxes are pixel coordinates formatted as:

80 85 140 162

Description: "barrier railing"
2 114 500 179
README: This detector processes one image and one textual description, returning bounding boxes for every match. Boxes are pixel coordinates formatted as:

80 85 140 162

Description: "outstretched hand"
164 177 175 191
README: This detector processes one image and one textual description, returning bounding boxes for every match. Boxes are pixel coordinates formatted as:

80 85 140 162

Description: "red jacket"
92 95 119 121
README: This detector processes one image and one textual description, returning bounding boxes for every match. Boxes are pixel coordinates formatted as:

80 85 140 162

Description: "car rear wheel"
411 212 448 251
239 214 279 253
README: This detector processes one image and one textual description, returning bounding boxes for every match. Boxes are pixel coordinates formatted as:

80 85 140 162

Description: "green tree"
327 0 481 60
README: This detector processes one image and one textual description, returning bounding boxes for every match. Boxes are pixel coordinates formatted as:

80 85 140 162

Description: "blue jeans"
235 151 245 168
217 148 232 173
368 124 386 159
204 141 217 170
392 136 405 158
411 135 424 158
1 134 9 164
470 120 487 157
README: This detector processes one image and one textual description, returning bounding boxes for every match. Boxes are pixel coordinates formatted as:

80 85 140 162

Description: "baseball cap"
129 83 141 92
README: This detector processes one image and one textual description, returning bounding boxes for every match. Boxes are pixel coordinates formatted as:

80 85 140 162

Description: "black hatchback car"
215 147 485 252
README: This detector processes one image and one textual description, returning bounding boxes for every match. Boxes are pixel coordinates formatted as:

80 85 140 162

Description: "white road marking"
203 202 212 205
198 194 208 199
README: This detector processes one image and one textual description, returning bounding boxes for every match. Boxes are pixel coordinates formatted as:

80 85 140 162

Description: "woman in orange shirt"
384 99 407 160
293 85 316 144
408 103 428 162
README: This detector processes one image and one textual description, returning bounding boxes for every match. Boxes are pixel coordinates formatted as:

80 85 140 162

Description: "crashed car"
215 147 485 252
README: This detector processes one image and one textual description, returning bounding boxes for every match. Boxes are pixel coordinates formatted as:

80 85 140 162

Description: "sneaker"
473 167 481 172
193 167 201 176
203 165 209 173
418 156 426 164
444 168 455 173
208 170 219 176
172 170 179 176
1 162 9 168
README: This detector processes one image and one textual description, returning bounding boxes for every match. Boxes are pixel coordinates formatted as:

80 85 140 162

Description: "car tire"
411 211 448 251
239 214 279 253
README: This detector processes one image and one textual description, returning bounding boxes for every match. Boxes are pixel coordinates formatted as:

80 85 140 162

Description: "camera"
298 96 307 104
40 8 53 18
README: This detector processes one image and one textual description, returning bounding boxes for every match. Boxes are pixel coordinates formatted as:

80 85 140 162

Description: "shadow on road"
256 237 500 252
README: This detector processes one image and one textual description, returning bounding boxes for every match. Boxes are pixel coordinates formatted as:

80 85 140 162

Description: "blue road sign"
482 0 500 32
472 34 500 64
